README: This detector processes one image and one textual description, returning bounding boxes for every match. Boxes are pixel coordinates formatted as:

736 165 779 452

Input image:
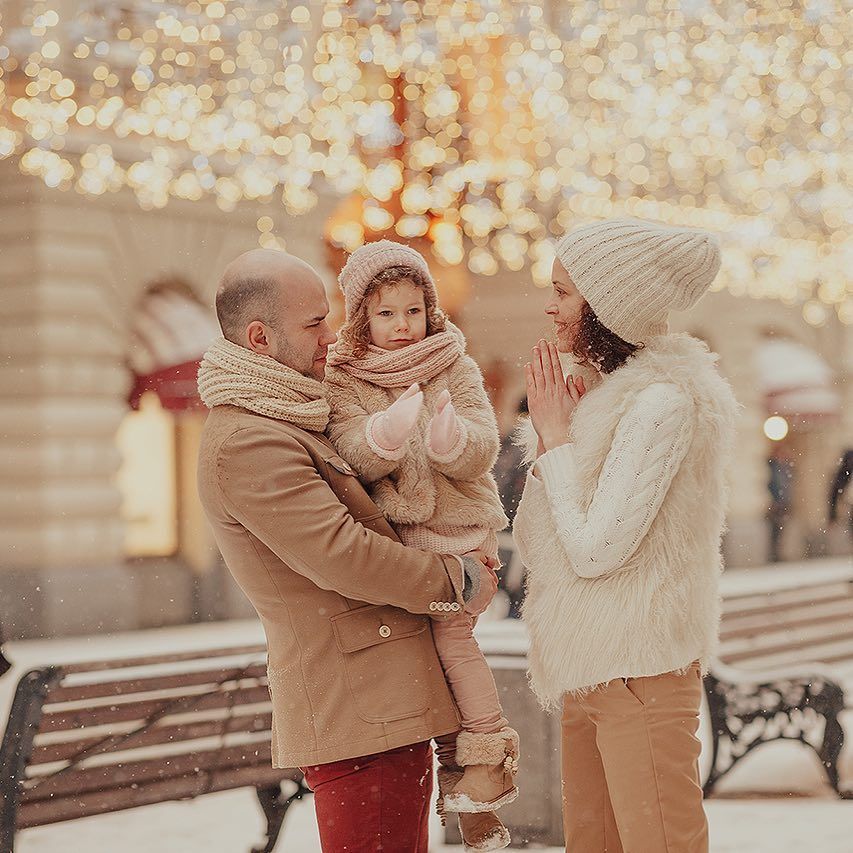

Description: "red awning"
129 360 205 412
128 285 218 412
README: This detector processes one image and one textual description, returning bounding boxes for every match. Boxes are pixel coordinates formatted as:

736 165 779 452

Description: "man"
196 249 497 851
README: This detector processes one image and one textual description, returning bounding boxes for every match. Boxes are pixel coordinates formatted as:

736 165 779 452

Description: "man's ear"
245 320 271 355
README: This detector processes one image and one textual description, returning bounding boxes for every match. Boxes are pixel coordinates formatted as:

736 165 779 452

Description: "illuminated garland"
0 0 849 325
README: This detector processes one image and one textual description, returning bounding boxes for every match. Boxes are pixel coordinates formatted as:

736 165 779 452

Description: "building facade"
1 158 850 638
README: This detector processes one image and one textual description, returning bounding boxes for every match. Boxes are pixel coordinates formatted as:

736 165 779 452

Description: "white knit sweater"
513 333 738 708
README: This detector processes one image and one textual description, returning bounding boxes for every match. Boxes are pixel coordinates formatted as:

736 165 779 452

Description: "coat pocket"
330 605 432 723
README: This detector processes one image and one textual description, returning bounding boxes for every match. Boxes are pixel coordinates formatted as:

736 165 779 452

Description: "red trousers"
302 740 433 852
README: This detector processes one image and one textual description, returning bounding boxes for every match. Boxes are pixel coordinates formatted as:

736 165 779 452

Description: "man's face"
264 272 337 381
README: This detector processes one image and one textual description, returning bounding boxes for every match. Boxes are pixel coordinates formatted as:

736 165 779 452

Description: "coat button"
378 625 392 638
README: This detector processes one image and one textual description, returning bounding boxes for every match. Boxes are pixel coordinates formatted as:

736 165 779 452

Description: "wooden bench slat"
37 685 272 733
720 620 853 660
45 663 268 705
721 630 853 667
17 764 295 829
719 647 853 672
30 711 273 765
21 741 274 802
59 644 267 675
720 604 853 642
722 587 851 619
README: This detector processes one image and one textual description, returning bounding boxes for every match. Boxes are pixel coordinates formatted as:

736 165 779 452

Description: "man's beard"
269 340 318 380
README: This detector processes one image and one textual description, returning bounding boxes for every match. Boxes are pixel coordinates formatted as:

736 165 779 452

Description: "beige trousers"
561 662 708 853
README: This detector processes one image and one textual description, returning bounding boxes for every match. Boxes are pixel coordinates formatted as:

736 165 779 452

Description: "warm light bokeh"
0 1 850 324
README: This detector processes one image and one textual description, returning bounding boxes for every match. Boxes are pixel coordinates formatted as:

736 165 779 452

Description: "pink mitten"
428 390 462 457
370 383 423 453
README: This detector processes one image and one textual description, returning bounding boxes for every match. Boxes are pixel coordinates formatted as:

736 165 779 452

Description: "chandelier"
0 0 850 325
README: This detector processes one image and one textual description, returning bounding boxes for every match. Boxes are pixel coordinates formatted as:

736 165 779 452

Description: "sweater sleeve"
534 382 694 579
325 368 404 485
425 355 501 480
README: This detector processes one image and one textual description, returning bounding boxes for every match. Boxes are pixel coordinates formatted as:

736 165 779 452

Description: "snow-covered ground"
4 565 853 852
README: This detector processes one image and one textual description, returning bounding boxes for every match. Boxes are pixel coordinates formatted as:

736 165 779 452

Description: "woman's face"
545 258 586 352
367 280 427 351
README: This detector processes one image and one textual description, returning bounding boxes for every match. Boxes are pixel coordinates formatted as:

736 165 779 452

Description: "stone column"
0 163 131 636
0 158 316 637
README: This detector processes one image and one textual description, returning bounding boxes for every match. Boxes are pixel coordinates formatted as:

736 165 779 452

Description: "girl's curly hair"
569 302 641 374
340 265 446 357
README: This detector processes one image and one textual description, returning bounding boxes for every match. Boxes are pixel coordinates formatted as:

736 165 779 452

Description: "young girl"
325 240 517 852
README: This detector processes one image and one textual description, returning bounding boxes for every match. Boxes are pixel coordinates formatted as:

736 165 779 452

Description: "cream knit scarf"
197 337 330 432
327 322 465 389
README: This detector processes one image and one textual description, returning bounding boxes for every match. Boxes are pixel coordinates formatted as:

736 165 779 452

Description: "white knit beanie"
339 240 438 321
555 218 721 345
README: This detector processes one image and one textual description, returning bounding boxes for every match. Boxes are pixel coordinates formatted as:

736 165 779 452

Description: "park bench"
703 562 853 798
0 643 310 852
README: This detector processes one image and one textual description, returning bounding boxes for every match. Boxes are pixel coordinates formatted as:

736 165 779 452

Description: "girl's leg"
432 614 506 733
561 693 622 852
578 663 708 853
433 616 517 815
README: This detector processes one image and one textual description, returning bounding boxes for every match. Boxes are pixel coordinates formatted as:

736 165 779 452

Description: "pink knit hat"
338 240 438 321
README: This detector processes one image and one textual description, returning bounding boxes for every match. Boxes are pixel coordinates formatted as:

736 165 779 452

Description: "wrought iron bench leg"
251 778 311 853
818 707 849 797
704 670 849 798
0 668 60 853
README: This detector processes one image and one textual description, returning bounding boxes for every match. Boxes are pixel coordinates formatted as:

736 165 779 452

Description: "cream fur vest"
513 334 738 708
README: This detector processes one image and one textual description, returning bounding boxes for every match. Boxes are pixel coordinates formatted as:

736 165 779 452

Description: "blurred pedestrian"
0 621 12 677
767 443 794 563
493 398 531 618
828 449 853 546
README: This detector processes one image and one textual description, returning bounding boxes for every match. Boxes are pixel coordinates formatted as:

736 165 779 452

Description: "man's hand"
462 550 499 617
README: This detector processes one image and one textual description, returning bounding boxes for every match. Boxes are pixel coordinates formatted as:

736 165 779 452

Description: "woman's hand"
525 340 586 453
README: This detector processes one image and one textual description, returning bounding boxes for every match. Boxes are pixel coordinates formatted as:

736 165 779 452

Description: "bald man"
196 249 497 852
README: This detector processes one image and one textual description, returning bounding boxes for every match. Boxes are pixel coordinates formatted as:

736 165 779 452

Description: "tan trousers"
561 662 708 853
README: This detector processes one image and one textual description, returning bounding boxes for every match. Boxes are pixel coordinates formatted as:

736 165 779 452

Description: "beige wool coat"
197 404 470 768
325 353 508 547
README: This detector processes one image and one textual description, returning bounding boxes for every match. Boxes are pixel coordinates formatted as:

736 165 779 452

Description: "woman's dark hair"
570 302 641 374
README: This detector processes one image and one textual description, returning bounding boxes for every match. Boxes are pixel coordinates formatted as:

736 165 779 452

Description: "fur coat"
325 351 508 551
513 333 739 707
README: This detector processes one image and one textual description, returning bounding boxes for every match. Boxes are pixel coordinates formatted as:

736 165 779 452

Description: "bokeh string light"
0 0 850 324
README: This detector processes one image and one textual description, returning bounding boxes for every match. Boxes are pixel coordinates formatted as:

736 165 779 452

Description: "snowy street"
3 604 852 853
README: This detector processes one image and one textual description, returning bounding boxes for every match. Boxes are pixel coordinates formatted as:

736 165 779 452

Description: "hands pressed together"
370 383 461 456
525 340 586 455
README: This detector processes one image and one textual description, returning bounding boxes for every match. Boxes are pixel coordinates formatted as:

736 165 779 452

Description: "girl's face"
367 280 427 351
544 258 586 352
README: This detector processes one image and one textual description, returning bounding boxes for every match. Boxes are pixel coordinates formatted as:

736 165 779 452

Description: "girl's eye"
408 307 421 314
378 310 392 316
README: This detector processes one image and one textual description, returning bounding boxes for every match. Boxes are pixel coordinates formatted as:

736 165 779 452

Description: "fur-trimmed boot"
437 766 511 852
443 727 519 814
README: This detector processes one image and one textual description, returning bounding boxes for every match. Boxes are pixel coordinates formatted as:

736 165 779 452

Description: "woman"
513 218 738 852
